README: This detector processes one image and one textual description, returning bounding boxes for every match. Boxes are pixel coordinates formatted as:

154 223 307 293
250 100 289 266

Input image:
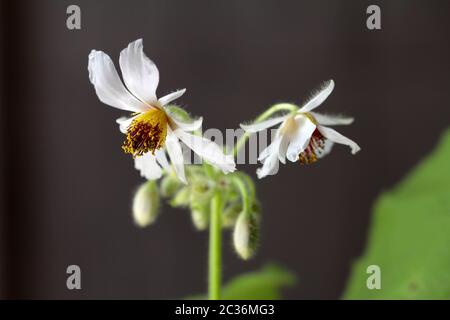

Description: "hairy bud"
233 213 259 260
190 202 210 230
132 181 160 227
160 172 181 198
169 186 191 208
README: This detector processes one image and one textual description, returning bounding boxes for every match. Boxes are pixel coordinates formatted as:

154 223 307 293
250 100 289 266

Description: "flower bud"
189 177 214 230
169 186 191 208
132 181 160 227
233 213 259 260
160 172 181 198
190 177 213 202
190 202 210 230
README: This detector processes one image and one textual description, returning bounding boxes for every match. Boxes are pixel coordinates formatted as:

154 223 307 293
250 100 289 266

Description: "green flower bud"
190 202 210 230
190 178 213 203
169 186 191 208
233 213 259 260
132 181 160 227
188 177 214 230
160 172 181 198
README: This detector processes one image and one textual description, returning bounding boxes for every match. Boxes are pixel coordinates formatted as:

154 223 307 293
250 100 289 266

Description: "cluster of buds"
132 164 261 260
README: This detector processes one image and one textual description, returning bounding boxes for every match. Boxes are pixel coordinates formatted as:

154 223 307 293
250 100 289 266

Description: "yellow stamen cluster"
122 109 168 157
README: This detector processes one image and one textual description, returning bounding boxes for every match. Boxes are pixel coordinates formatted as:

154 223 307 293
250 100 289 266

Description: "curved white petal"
165 128 187 184
155 149 170 171
88 50 146 112
278 133 290 164
240 115 289 133
286 115 317 162
310 112 354 126
258 136 277 161
134 152 163 180
317 125 361 154
159 89 186 106
170 115 203 132
298 79 335 113
119 39 159 105
258 146 271 162
175 130 236 174
116 115 138 134
256 137 282 179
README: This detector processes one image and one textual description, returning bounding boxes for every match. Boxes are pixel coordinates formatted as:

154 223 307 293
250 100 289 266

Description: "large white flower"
88 39 235 183
241 80 360 179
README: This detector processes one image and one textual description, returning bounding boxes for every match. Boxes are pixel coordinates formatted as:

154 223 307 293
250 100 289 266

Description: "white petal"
170 115 203 132
258 141 275 161
258 129 283 161
88 50 146 112
310 112 354 126
256 137 282 179
158 89 186 106
116 115 137 134
119 39 159 105
175 130 236 174
155 149 170 171
298 79 335 113
286 115 317 162
240 115 289 133
317 125 361 154
134 152 163 180
278 133 290 164
165 128 187 183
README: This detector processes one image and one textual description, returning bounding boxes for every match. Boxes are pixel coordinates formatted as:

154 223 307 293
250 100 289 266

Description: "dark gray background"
1 0 449 299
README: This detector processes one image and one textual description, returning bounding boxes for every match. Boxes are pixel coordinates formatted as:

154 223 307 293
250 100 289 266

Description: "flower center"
122 108 168 157
298 129 326 165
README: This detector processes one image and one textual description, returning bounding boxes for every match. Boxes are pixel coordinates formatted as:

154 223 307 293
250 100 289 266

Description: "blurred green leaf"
344 129 450 299
187 264 296 300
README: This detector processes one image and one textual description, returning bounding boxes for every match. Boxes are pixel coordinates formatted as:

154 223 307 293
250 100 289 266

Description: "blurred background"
1 0 449 299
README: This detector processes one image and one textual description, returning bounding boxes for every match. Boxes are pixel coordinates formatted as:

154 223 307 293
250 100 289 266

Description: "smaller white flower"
88 39 235 183
240 80 360 179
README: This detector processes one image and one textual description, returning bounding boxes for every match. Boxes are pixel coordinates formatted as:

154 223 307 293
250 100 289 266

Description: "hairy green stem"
208 191 222 300
233 103 298 156
232 175 251 215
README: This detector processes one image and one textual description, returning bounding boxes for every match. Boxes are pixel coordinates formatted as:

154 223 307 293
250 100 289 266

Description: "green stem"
208 191 222 300
232 175 251 215
233 103 298 156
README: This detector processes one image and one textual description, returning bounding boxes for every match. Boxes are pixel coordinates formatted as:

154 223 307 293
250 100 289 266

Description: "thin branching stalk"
208 191 222 300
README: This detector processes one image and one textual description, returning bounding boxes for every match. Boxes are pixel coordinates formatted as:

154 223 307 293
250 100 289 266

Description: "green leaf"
344 129 450 299
186 264 296 300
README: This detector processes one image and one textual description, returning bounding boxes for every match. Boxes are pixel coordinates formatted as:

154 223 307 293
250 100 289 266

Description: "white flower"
88 39 235 183
240 80 360 179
